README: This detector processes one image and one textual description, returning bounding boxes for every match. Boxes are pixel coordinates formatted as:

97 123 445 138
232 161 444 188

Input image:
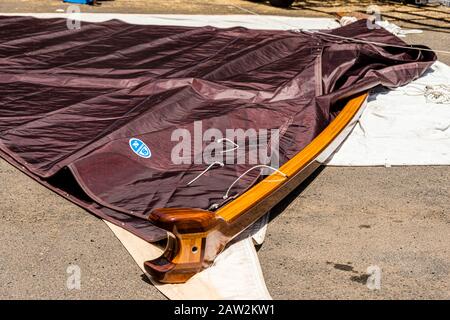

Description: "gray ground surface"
0 161 163 299
261 167 449 299
0 0 449 300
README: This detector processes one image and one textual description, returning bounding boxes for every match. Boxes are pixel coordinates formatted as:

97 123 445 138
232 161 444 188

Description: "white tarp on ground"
7 13 449 299
0 12 339 29
327 61 450 166
105 215 270 300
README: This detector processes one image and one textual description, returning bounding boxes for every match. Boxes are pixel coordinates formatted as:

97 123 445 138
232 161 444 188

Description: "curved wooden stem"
145 94 368 283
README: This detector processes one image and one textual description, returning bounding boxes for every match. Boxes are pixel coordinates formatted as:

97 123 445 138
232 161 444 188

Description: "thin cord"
301 29 449 55
187 161 224 186
228 4 450 55
223 164 288 200
397 83 450 104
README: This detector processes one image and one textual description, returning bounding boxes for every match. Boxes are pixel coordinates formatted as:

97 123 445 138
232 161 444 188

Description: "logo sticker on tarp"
129 138 151 159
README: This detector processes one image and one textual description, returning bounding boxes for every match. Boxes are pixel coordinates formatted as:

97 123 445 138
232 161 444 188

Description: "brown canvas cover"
0 16 436 242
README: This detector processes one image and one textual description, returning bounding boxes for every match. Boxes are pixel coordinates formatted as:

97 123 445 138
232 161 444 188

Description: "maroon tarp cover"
0 16 436 242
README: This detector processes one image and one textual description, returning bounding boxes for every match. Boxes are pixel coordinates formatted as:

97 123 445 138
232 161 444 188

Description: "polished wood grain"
148 207 221 234
144 208 225 283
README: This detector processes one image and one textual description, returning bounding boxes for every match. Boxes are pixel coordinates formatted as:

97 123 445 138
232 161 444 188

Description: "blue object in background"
63 0 94 5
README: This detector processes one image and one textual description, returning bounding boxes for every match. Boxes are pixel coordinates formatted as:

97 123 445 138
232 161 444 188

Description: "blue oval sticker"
129 138 151 159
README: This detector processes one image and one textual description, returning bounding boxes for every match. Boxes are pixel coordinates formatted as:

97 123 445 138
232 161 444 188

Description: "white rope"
302 29 450 55
398 83 450 104
228 4 450 55
223 164 288 200
187 161 224 186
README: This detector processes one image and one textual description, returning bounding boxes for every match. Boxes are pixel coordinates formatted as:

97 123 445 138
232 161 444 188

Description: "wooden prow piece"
144 208 227 283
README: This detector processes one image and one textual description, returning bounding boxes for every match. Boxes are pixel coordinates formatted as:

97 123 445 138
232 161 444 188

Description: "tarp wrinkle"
0 16 436 243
